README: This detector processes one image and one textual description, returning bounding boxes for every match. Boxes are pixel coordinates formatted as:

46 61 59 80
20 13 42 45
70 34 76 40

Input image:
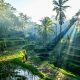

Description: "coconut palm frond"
53 6 59 11
55 11 59 20
63 6 70 9
53 0 70 26
62 0 69 5
53 0 59 6
59 0 63 5
62 6 70 11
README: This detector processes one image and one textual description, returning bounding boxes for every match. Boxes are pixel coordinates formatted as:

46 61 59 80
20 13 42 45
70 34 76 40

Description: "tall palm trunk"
60 22 62 33
59 0 62 33
43 26 47 44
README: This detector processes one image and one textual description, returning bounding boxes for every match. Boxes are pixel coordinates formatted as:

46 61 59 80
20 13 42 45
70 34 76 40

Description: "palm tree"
53 0 70 33
19 13 30 30
40 17 53 44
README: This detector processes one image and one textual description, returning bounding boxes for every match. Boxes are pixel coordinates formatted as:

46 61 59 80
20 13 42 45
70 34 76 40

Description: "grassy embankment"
0 50 52 80
0 50 80 80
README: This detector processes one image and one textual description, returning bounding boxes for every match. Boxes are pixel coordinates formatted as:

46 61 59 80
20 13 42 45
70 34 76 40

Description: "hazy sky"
5 0 80 23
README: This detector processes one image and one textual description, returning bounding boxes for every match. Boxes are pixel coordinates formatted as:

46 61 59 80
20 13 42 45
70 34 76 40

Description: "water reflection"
14 68 39 80
0 63 39 80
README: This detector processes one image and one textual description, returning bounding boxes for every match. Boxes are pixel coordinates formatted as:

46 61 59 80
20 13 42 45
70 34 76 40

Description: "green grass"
11 58 52 80
37 61 80 80
0 49 80 80
0 50 24 62
0 49 51 80
59 68 80 80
